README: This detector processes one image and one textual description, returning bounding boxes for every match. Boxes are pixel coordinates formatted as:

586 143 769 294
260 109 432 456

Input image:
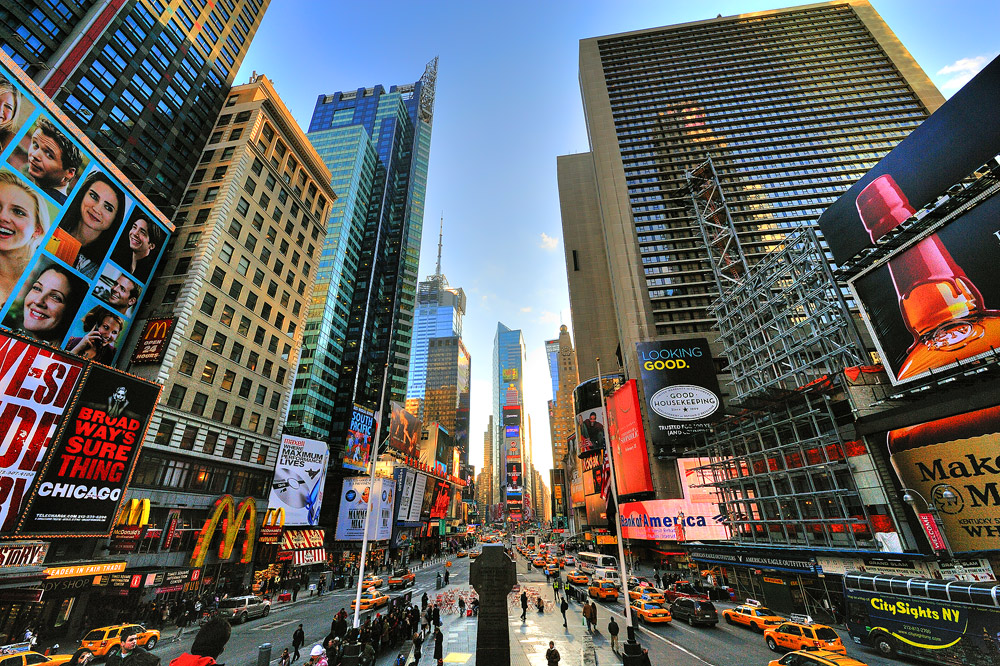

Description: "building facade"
492 322 527 523
287 60 437 455
422 336 471 466
547 325 579 469
1 0 270 216
479 415 494 514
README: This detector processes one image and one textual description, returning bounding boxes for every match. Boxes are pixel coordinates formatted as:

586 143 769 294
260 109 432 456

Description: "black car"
670 597 718 627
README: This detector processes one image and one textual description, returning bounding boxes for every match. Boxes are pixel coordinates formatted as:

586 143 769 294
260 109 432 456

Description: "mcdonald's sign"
189 495 257 568
110 498 150 553
259 508 284 544
131 317 176 364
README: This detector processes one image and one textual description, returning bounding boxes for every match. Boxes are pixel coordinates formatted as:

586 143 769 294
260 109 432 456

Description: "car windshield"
219 600 243 609
645 603 664 610
755 607 773 615
84 630 105 641
815 628 839 641
697 602 716 611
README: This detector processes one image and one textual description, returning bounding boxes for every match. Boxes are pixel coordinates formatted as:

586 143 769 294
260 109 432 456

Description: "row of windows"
132 450 270 497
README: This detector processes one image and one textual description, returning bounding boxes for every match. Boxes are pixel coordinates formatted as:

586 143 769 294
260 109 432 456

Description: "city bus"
577 551 618 574
843 571 1000 666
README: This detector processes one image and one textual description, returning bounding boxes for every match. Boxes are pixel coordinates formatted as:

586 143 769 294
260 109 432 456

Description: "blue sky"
236 0 999 477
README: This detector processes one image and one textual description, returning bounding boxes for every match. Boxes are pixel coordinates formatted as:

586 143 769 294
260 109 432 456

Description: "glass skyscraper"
288 59 436 453
493 322 527 522
1 0 270 216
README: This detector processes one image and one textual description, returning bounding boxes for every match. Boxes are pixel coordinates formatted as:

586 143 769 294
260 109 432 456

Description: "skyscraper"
480 415 494 514
405 218 467 420
1 0 271 216
545 338 559 401
287 59 437 449
423 335 471 465
560 0 944 481
493 322 526 522
547 325 579 469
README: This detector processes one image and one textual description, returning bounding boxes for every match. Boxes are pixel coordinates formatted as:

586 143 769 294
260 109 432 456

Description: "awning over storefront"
278 528 326 567
293 548 325 566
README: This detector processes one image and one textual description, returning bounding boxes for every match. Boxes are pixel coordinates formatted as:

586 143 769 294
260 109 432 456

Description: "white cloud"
937 55 991 91
538 232 559 250
520 306 532 313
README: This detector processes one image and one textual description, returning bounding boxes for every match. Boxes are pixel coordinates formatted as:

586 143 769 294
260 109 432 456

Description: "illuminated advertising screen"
333 476 394 541
506 438 520 460
343 404 375 471
606 380 654 498
618 457 727 541
406 472 427 523
636 340 721 453
267 435 329 527
429 481 451 519
502 406 520 426
129 317 175 365
585 494 607 526
818 55 1000 265
0 53 171 365
885 404 1000 554
849 192 1000 385
506 462 522 493
505 425 519 438
388 401 420 458
17 364 161 536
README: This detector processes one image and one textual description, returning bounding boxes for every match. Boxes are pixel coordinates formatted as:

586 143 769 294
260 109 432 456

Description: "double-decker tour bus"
844 571 1000 665
577 551 618 574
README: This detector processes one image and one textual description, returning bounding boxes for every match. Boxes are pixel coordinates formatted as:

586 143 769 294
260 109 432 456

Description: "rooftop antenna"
435 213 444 277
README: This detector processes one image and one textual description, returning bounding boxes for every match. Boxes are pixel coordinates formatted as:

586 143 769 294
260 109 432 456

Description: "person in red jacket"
169 617 232 666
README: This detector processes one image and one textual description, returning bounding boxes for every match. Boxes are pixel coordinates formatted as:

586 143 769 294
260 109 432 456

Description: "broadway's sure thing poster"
636 339 722 454
17 364 161 536
267 435 329 526
0 53 171 365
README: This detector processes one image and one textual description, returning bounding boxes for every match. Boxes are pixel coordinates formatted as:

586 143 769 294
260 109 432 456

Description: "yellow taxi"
566 571 589 585
765 616 846 655
456 550 468 558
629 588 666 604
588 580 619 601
361 575 384 588
767 649 868 666
80 624 161 657
533 556 547 567
469 550 481 559
0 652 73 666
351 589 390 611
630 599 672 624
545 563 560 577
723 601 785 632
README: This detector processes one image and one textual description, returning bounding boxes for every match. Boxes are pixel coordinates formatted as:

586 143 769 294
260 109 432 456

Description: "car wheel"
239 612 248 624
752 622 760 633
263 606 270 617
688 616 695 627
107 647 121 659
766 638 778 652
725 614 735 625
145 637 157 650
875 634 896 657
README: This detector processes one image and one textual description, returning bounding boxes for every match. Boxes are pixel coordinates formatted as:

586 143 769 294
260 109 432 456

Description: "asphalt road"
149 557 459 666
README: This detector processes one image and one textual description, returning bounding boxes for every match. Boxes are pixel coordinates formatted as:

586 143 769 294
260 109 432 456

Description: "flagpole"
596 357 632 631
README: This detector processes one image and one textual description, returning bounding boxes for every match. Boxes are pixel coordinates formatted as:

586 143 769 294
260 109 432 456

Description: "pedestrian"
318 575 326 597
309 645 328 666
444 569 449 586
608 616 620 653
167 617 231 666
412 631 423 662
173 610 188 643
432 605 440 627
520 590 528 621
552 577 560 600
433 628 443 663
292 624 305 661
107 627 159 666
458 597 466 616
292 582 301 602
560 597 568 628
278 649 291 666
654 572 662 588
545 641 560 666
421 592 428 610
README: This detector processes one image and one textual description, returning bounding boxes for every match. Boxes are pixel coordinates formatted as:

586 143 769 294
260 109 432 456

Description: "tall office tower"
123 73 333 568
548 325 579 468
480 416 494 513
545 338 559 400
405 219 467 419
493 322 526 522
288 59 437 445
561 0 942 384
423 336 471 465
1 0 270 217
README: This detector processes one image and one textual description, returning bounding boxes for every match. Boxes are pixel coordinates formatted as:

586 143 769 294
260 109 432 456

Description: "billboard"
17 364 161 536
129 317 175 365
406 472 427 523
267 435 329 526
506 438 520 460
388 401 420 458
585 494 607 526
502 406 520 426
0 54 171 366
506 462 523 493
636 340 721 451
818 55 1000 265
0 333 85 532
606 380 654 498
885 404 1000 554
428 481 451 519
505 425 519 438
333 476 394 541
849 192 1000 385
343 404 376 471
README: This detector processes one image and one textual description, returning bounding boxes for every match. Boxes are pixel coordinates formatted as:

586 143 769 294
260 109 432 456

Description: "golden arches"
189 495 257 568
115 498 150 526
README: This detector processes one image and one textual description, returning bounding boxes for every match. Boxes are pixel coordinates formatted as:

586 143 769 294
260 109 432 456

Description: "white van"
592 567 621 588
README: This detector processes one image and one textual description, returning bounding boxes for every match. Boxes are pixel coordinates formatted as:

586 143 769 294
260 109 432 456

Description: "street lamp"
901 487 954 559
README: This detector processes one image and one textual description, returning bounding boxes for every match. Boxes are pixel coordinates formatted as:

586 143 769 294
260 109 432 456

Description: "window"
253 326 265 345
220 242 235 263
247 352 259 371
179 351 198 375
173 258 191 275
254 385 267 405
201 361 219 384
262 359 272 378
244 234 257 252
154 419 176 446
184 232 202 249
256 444 269 464
229 218 243 237
239 378 252 398
220 305 235 327
230 127 243 140
276 367 286 384
238 316 251 336
245 292 258 311
221 369 236 391
190 321 208 344
261 303 272 321
263 418 275 437
252 269 265 287
203 431 219 455
222 436 237 457
166 384 187 408
230 342 245 363
231 406 244 427
200 293 217 316
241 439 254 461
221 146 235 160
228 281 243 299
237 256 250 275
236 197 250 216
210 267 226 288
204 187 219 202
269 392 280 410
191 392 208 416
236 110 252 123
210 332 227 354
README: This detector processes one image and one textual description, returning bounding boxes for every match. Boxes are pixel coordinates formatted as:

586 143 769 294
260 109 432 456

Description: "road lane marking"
594 599 722 666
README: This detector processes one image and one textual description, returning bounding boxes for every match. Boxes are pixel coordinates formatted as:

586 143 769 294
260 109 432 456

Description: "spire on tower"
435 213 444 277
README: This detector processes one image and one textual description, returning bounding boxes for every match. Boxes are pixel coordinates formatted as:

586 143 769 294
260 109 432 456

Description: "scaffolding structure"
683 157 890 549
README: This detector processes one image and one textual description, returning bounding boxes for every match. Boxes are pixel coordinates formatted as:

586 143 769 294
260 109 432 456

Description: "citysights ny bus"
577 551 618 574
843 572 1000 666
